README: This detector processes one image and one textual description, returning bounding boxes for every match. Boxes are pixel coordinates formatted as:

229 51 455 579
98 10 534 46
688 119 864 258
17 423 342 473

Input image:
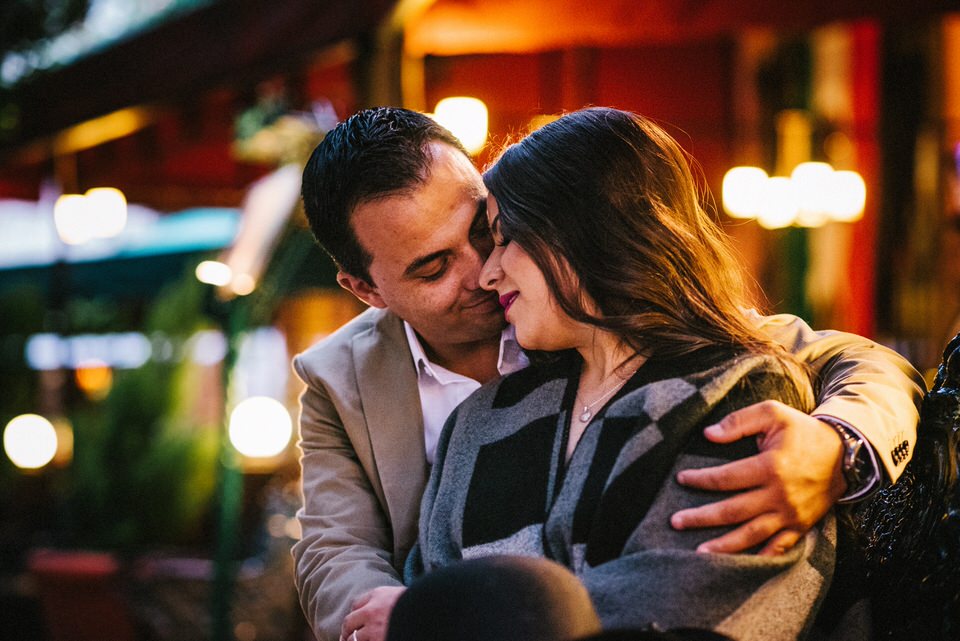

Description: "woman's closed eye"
489 215 511 246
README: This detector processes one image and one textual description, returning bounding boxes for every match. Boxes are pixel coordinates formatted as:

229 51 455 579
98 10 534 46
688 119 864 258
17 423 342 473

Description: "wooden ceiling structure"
1 0 957 163
0 0 395 161
405 0 960 56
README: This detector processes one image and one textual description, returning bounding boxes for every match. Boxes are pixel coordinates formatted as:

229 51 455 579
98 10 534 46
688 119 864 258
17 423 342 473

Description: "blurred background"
1 0 959 639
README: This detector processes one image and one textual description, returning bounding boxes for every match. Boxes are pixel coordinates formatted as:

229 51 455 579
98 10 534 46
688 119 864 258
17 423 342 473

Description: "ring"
351 631 359 641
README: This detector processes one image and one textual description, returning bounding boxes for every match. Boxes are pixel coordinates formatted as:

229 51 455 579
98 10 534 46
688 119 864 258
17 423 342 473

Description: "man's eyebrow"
403 249 451 277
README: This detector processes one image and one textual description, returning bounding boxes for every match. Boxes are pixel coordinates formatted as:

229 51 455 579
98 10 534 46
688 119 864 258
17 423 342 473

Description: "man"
293 107 924 641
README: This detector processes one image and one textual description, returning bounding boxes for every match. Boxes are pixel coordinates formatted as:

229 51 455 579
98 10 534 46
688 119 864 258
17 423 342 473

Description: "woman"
412 109 831 640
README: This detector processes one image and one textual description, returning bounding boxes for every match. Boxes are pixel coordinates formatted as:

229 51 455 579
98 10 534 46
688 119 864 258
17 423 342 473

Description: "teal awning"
0 206 240 299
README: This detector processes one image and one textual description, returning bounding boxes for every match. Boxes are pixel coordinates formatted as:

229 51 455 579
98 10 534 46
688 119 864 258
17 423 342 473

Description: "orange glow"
53 107 153 155
52 419 74 466
75 360 113 400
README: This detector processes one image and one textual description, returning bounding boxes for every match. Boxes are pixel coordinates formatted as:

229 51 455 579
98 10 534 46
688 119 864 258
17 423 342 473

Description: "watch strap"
815 415 881 504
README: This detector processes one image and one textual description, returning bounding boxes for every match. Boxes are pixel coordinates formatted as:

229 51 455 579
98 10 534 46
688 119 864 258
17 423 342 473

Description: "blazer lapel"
352 311 429 553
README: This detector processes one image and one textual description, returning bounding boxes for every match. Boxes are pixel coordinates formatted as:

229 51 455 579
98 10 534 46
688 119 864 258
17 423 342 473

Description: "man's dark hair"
301 106 467 282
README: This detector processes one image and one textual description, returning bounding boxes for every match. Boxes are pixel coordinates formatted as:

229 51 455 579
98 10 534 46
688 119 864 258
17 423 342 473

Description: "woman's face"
479 194 585 351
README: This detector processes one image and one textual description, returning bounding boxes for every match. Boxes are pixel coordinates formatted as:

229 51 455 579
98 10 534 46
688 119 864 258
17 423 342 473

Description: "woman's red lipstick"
499 291 519 312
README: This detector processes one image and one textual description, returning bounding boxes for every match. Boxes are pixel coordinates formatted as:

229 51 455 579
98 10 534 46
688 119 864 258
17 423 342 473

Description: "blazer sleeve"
749 310 926 482
291 355 403 641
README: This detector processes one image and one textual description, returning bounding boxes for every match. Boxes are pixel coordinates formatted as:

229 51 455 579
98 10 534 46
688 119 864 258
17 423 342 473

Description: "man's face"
342 142 505 356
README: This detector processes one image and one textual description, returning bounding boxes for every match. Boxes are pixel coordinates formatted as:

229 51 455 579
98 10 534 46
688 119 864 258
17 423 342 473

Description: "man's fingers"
759 529 802 557
342 586 404 641
671 489 772 530
350 590 374 611
342 608 366 640
703 400 789 443
676 455 769 492
695 512 783 554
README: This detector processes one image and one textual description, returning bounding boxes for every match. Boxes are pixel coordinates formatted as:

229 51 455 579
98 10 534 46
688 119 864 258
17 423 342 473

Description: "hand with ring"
340 586 406 641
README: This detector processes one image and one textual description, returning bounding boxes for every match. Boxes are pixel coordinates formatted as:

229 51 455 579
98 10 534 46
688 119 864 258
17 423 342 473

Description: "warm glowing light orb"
195 260 233 286
4 414 58 469
54 189 128 245
722 160 866 228
757 177 799 229
85 187 128 238
228 396 292 458
54 194 93 245
231 273 256 296
828 170 867 222
432 97 488 155
721 167 768 219
791 162 834 227
75 359 113 400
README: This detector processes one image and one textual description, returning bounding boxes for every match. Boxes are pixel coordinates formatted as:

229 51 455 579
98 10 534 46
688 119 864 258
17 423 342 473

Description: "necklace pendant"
579 408 593 423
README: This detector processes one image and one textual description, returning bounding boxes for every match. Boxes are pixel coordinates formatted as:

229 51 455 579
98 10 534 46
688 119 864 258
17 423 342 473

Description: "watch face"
845 437 869 489
821 418 868 494
818 417 880 503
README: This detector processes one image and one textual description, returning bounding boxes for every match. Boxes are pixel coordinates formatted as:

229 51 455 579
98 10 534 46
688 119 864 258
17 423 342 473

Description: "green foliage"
65 297 139 334
0 286 43 421
0 284 44 333
64 273 221 553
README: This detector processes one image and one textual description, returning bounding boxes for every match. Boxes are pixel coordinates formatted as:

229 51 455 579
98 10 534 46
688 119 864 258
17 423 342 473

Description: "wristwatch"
816 416 880 504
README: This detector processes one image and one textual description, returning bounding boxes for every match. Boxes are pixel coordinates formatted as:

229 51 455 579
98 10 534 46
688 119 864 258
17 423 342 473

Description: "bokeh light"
757 176 800 229
4 414 58 470
54 194 93 245
231 273 256 296
74 358 114 401
432 97 488 155
53 188 128 245
196 260 233 286
228 396 292 458
85 187 128 238
791 162 834 227
829 170 867 222
722 166 769 219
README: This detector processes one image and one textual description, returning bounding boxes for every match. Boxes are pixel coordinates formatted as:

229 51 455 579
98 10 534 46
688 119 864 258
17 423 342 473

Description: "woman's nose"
479 246 504 291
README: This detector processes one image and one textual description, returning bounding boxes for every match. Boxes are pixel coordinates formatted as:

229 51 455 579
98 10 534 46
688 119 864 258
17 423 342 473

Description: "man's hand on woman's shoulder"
670 400 847 556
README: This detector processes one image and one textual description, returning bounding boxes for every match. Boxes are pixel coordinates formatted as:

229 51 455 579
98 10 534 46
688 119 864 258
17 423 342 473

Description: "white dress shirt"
404 322 529 463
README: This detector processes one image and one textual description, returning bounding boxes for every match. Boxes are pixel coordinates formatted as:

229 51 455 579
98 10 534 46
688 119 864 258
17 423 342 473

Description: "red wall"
423 42 734 188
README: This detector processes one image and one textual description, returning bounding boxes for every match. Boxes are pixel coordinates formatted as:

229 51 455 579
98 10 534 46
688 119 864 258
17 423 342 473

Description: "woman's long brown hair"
484 107 802 375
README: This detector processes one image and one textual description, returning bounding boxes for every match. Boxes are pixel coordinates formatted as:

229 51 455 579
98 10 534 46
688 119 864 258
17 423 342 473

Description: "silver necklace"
576 370 634 423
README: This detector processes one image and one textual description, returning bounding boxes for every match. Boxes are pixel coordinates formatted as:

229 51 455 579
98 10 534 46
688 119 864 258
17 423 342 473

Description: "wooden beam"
1 0 395 155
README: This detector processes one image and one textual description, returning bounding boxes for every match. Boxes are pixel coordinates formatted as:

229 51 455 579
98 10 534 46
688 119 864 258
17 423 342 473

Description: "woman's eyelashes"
470 214 490 241
489 216 511 246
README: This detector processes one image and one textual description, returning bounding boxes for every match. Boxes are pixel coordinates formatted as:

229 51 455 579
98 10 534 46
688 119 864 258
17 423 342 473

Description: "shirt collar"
497 324 528 375
403 321 528 384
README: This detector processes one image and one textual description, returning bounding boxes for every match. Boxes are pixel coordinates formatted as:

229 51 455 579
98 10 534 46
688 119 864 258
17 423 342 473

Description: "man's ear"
336 271 387 309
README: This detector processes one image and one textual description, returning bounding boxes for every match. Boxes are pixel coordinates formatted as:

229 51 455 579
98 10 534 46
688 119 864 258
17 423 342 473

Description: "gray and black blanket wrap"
415 347 835 641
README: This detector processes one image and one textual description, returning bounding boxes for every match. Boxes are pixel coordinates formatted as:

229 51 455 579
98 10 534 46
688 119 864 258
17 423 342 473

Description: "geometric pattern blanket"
415 347 834 641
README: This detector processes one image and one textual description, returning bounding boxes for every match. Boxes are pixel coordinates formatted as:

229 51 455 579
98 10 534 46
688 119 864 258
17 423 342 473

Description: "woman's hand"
669 400 847 555
341 586 406 641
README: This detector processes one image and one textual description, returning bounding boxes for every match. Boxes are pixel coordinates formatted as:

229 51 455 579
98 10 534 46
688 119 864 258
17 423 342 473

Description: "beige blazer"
292 306 924 641
292 308 425 641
